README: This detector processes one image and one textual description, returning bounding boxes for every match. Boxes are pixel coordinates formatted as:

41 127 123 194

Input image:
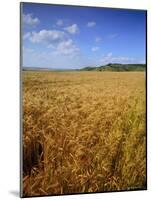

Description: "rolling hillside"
80 63 146 72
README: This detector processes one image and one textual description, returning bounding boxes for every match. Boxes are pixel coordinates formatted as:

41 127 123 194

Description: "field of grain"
22 71 146 197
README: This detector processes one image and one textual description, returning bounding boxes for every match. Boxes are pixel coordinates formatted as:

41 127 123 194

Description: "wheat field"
22 71 146 197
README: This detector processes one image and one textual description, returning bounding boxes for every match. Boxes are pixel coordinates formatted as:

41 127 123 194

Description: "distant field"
22 71 146 196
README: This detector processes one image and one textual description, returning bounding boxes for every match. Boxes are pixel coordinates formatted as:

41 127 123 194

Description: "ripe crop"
22 71 146 197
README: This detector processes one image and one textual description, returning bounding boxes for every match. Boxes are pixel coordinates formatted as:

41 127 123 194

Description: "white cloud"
23 48 91 69
53 39 80 56
100 52 136 65
64 24 79 34
91 47 100 52
87 21 96 27
56 19 63 26
25 29 66 44
23 13 40 26
24 29 80 57
95 37 101 42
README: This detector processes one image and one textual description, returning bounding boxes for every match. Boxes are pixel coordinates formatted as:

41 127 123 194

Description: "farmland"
22 71 146 197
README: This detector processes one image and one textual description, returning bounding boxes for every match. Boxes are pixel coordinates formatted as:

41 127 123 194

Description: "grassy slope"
81 64 146 72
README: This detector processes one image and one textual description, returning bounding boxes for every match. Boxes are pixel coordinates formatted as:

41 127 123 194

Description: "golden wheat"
22 71 146 196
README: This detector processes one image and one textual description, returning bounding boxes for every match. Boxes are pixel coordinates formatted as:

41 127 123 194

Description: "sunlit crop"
22 71 146 197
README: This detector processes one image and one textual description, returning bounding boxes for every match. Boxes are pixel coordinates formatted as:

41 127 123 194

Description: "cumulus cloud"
91 47 100 52
25 29 66 44
56 19 63 26
24 29 80 57
23 13 40 26
53 39 80 56
100 52 136 65
87 21 96 27
64 24 79 34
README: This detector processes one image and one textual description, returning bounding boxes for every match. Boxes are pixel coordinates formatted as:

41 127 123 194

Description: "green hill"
81 63 146 72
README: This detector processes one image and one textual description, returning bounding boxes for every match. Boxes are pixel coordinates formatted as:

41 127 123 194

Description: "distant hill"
80 63 146 72
22 67 52 71
22 64 146 72
78 66 97 71
22 67 76 71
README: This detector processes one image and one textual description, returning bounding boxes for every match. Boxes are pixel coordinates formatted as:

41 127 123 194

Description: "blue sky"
22 3 146 69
